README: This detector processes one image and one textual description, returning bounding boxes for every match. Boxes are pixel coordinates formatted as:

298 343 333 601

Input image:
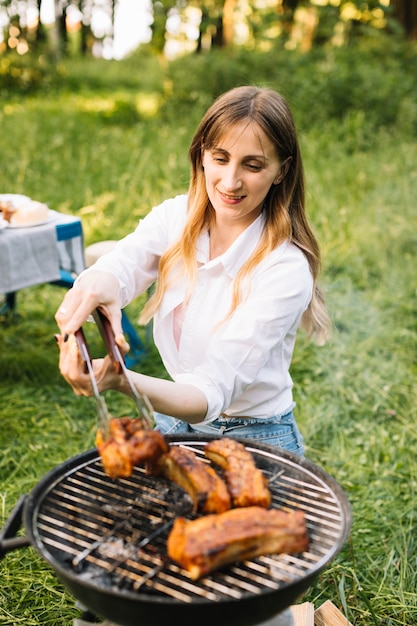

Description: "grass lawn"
1 48 417 625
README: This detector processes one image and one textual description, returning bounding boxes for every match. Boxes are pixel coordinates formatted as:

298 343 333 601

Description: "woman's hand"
55 270 131 398
55 270 124 339
55 333 123 397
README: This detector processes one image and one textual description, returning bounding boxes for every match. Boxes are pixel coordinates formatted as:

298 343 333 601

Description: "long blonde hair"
140 86 331 344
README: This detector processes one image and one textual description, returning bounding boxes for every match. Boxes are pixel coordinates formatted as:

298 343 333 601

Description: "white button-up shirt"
92 194 313 423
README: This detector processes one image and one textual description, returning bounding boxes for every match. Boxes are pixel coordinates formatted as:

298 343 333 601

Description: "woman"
55 86 331 456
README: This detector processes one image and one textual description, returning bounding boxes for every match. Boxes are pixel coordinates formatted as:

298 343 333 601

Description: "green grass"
1 45 417 625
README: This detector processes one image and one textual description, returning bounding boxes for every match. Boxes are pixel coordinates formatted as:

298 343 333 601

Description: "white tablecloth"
0 210 84 293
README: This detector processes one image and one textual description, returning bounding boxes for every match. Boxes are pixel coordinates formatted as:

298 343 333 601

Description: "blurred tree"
391 0 417 39
150 0 177 54
76 0 91 55
197 0 225 48
0 0 415 61
56 0 69 57
180 0 239 49
222 0 239 45
0 0 112 58
32 0 48 50
280 0 301 39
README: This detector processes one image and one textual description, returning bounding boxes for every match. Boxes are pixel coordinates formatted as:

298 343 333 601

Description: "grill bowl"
22 435 351 626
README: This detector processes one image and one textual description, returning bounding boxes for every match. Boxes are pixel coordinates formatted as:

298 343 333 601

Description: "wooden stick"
314 600 353 626
290 602 315 626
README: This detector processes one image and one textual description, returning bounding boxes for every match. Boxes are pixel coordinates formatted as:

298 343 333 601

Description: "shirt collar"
196 213 265 278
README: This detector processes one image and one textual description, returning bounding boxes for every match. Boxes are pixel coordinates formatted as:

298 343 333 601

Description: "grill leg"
0 292 17 316
73 602 102 624
257 608 294 625
73 611 124 626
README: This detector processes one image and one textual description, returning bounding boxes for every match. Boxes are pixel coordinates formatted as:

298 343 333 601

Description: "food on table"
148 445 231 514
0 196 49 226
0 200 16 222
167 506 309 579
205 437 271 508
96 417 169 478
8 200 49 226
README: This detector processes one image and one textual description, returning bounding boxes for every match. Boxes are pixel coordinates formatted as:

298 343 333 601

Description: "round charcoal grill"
1 435 351 626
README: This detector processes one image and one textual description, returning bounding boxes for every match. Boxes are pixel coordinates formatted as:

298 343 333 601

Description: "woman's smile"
218 190 246 204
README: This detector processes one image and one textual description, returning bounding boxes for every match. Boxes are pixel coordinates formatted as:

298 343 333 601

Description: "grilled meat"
148 445 231 514
204 438 271 508
167 505 309 579
96 417 169 478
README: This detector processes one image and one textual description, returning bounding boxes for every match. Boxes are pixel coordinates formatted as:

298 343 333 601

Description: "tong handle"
74 326 111 438
93 309 154 430
92 309 123 373
74 327 92 374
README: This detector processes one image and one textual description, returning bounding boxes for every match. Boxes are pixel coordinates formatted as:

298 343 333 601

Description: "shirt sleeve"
78 195 188 307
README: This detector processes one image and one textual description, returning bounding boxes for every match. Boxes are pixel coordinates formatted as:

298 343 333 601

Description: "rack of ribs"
167 506 309 579
205 438 271 508
148 445 231 514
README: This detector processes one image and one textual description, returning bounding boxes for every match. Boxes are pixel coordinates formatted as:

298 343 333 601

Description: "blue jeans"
154 407 304 456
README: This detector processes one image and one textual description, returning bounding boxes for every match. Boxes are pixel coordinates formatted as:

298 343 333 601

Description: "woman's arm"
117 369 208 423
56 333 208 424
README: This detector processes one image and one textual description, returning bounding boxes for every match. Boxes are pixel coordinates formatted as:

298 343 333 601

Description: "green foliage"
1 40 417 624
0 52 51 93
161 38 417 146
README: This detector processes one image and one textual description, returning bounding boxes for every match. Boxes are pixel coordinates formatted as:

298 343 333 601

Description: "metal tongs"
74 309 153 438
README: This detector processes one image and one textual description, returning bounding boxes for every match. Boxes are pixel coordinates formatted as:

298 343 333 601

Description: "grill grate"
32 440 347 604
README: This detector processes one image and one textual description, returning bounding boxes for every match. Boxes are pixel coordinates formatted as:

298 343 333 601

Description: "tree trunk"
278 0 300 42
391 0 417 39
211 15 224 48
150 0 174 55
222 0 238 46
57 4 68 56
33 0 47 48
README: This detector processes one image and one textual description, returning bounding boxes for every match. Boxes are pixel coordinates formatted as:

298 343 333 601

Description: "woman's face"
202 121 282 228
